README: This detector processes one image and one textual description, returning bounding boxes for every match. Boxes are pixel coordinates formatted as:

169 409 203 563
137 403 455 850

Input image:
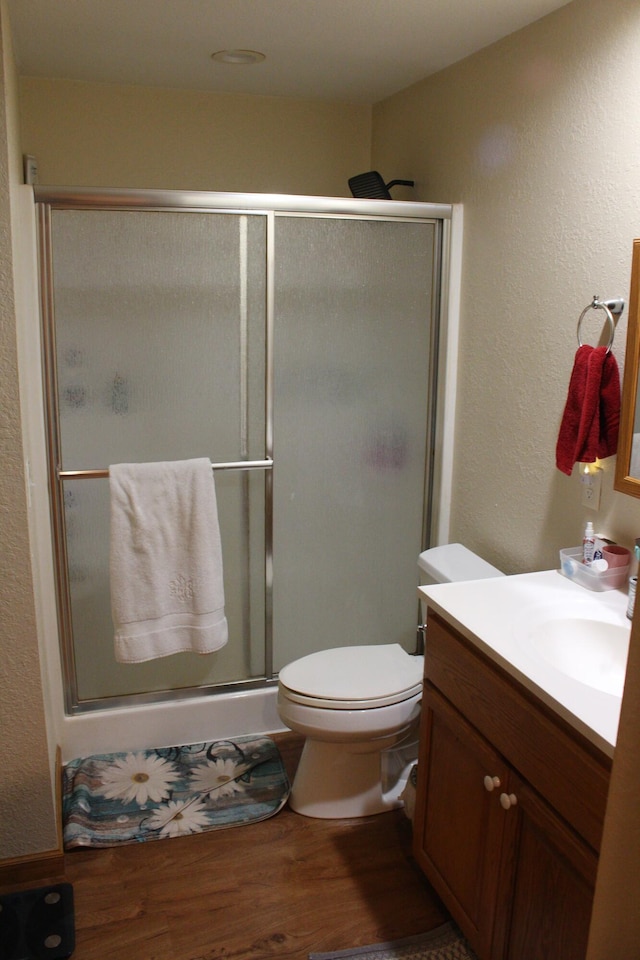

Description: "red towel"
556 345 620 476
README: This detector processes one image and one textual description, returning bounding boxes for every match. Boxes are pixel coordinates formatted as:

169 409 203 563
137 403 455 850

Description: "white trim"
12 187 65 765
433 203 463 545
59 686 284 762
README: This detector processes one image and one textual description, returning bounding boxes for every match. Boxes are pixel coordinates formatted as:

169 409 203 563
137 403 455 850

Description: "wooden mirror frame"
615 239 640 497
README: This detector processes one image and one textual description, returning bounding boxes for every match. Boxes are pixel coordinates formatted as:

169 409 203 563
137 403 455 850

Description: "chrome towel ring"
576 295 623 354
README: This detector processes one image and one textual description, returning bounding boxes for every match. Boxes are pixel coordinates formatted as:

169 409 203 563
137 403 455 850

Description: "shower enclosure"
35 188 453 715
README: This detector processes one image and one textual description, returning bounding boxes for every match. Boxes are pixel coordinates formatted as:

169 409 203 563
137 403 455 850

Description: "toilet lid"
278 644 423 709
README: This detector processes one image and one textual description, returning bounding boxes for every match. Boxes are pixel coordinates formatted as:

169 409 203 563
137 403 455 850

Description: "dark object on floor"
63 735 290 849
309 920 477 959
0 883 75 960
348 171 415 199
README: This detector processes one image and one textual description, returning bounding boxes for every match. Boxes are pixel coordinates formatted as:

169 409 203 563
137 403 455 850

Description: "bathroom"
2 0 640 955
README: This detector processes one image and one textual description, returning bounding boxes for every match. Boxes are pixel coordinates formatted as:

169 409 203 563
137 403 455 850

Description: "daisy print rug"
62 736 290 849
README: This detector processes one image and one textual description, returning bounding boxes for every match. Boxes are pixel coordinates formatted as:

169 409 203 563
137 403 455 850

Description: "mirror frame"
614 239 640 497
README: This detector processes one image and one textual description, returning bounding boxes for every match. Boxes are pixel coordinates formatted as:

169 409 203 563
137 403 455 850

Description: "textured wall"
18 77 371 197
373 0 640 954
373 0 640 574
0 1 57 858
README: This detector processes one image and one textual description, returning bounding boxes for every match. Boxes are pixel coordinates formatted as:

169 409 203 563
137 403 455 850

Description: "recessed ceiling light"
211 49 266 66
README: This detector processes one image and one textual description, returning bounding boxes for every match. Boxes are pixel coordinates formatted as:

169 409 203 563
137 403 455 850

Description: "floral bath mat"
62 735 290 849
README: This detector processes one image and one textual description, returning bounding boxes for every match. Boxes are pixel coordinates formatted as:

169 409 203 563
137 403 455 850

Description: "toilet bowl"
278 644 423 819
277 543 504 819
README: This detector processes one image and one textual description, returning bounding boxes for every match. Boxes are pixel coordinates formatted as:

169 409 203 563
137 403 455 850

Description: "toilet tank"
417 544 504 649
418 543 504 586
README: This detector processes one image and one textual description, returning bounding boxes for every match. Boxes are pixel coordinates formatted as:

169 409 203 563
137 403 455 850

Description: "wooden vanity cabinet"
413 613 611 960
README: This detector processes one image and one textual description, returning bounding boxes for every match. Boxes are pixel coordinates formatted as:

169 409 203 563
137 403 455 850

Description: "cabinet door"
494 773 598 960
413 685 509 958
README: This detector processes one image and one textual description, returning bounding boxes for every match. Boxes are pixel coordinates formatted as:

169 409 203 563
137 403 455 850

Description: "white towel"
109 458 228 663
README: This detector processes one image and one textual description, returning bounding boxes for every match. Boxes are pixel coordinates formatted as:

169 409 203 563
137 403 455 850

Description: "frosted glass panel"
42 201 442 708
65 474 265 700
272 217 436 670
50 210 267 701
52 210 266 468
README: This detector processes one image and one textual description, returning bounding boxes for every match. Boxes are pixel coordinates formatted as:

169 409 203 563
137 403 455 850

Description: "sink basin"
523 617 629 696
420 568 632 749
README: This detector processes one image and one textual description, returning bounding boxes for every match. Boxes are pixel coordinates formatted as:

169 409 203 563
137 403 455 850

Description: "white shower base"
60 685 285 762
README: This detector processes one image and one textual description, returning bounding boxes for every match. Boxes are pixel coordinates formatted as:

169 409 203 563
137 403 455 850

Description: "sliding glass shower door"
37 190 445 711
45 208 268 705
272 216 436 669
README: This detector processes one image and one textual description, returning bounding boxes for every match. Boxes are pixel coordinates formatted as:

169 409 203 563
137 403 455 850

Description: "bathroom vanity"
414 571 628 960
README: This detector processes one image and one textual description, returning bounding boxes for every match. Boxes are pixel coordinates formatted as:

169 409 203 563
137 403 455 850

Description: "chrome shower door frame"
34 187 454 714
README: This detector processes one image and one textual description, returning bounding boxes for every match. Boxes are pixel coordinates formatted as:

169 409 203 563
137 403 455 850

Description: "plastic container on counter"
559 546 630 592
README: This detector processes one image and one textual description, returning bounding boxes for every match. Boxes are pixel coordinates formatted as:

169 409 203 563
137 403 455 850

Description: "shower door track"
35 187 454 715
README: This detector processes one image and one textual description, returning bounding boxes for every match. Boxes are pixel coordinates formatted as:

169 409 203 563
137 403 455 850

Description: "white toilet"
277 543 504 819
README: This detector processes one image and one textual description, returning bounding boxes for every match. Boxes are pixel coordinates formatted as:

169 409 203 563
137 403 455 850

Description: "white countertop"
419 569 631 757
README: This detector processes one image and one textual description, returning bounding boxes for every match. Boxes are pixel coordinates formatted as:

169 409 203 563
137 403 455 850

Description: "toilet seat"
278 644 423 710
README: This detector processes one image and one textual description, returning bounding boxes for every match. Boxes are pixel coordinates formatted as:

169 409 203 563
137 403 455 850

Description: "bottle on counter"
628 577 637 620
583 520 595 565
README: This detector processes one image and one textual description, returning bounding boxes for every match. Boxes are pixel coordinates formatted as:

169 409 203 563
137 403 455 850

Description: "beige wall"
19 77 371 196
0 0 57 858
373 0 640 575
372 0 640 954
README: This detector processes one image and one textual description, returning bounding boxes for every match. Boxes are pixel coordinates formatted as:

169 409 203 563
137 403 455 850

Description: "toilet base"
289 737 417 819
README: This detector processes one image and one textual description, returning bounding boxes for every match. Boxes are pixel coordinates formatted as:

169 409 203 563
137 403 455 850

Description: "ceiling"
7 0 574 105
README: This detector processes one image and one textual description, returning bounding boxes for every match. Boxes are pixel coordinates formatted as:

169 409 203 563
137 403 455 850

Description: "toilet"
277 543 504 819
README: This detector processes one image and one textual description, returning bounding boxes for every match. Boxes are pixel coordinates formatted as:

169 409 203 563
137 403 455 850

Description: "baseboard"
55 744 64 853
0 848 66 891
0 746 66 892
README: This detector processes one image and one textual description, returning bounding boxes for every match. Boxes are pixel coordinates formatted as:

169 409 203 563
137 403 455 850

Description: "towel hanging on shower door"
109 458 228 662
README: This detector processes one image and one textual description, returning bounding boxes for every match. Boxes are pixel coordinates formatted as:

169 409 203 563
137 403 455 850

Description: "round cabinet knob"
483 775 501 792
499 792 518 810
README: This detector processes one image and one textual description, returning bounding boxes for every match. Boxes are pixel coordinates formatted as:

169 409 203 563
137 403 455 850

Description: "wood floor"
35 734 448 960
